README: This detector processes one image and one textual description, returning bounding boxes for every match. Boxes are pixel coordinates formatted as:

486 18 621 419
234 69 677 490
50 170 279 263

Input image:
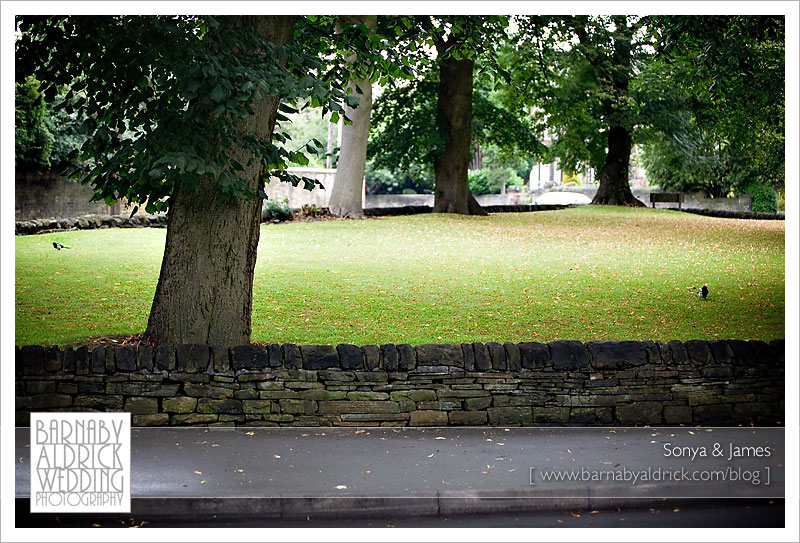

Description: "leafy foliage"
650 16 784 192
744 182 778 214
15 15 397 213
262 197 293 221
15 77 54 172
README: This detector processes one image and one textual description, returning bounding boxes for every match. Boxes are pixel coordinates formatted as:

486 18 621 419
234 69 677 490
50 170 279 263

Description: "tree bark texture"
328 15 377 219
143 16 296 347
591 125 644 206
432 57 486 215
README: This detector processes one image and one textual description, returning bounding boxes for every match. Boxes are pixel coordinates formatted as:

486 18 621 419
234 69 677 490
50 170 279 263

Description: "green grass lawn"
15 206 785 347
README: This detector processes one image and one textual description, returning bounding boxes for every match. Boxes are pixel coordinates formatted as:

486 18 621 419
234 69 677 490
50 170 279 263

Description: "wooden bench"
650 192 684 209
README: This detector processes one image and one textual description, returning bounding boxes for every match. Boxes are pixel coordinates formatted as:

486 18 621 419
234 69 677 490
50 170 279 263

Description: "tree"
651 16 784 193
16 15 372 346
368 16 540 208
15 77 53 172
327 15 378 218
508 16 655 206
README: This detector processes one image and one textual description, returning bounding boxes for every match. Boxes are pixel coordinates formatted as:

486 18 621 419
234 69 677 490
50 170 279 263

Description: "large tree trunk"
591 125 645 206
433 57 486 215
328 15 377 219
143 16 296 346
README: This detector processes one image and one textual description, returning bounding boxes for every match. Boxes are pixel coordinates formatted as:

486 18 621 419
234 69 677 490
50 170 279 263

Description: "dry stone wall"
15 340 784 427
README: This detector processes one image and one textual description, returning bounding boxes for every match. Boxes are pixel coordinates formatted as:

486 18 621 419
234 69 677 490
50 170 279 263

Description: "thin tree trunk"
432 56 486 215
143 15 296 346
326 121 336 169
591 125 645 206
328 15 377 219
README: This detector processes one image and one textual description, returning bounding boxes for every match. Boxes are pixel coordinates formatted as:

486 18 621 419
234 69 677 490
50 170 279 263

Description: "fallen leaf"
590 510 599 514
273 454 281 459
200 480 207 484
335 485 348 490
570 512 581 518
193 470 202 475
602 461 612 465
235 469 243 473
435 437 446 440
246 431 255 436
649 508 661 514
673 508 680 512
363 470 371 474
427 453 435 458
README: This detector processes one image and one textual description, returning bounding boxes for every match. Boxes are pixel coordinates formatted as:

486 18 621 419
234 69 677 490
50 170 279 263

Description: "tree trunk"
591 125 645 206
433 56 486 215
328 15 377 219
143 15 296 347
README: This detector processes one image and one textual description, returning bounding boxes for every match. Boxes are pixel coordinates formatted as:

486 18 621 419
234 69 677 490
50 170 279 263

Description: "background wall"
16 339 784 428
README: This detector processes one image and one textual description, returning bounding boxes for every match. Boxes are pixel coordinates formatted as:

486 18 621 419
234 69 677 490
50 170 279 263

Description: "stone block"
175 344 210 373
663 405 693 424
44 346 61 372
133 414 169 426
170 413 219 424
300 345 339 370
234 389 259 399
769 340 785 365
381 344 399 371
279 399 317 415
318 401 400 414
115 346 137 372
390 389 437 402
124 396 159 414
26 381 56 394
449 410 488 425
338 344 364 370
504 343 521 372
155 344 176 371
242 400 273 414
460 343 475 371
347 391 390 401
74 394 124 410
464 396 492 411
283 344 302 368
19 345 44 375
197 398 243 414
28 394 73 409
487 342 507 370
616 402 662 425
731 402 774 421
318 370 356 382
685 340 713 365
518 342 549 369
549 340 590 370
416 344 464 367
569 407 612 424
533 407 570 423
61 346 75 373
231 345 269 371
728 340 757 366
587 341 647 369
472 343 491 371
693 403 733 423
137 344 154 371
266 343 283 368
487 407 531 425
708 341 734 365
183 384 234 399
397 344 416 371
657 342 673 365
162 396 198 413
298 390 347 401
362 345 381 370
409 410 448 426
104 346 115 374
89 346 106 374
668 341 690 365
57 383 78 395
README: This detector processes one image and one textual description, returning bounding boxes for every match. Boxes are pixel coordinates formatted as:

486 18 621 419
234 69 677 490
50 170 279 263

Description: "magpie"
52 242 70 250
698 285 709 299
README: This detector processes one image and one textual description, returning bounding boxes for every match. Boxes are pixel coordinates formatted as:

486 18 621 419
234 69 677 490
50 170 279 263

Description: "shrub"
262 198 293 222
745 182 778 214
468 167 524 195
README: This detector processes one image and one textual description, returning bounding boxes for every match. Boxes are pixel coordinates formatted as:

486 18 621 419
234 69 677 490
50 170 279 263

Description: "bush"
262 198 293 222
745 182 778 214
468 167 524 195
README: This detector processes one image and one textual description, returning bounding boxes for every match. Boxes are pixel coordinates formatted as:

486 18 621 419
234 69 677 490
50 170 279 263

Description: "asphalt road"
15 499 784 528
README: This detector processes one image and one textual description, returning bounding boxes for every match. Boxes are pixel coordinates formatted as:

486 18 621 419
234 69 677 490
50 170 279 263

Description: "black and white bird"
52 242 70 250
698 285 709 299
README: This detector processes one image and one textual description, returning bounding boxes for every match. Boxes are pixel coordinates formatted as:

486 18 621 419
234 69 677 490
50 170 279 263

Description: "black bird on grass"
52 242 70 250
698 285 709 299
